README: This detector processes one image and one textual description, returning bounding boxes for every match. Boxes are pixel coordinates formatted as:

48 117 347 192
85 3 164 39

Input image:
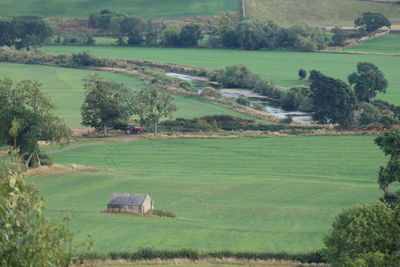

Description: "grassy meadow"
344 33 400 54
0 0 239 18
31 135 384 253
0 63 260 127
44 46 400 105
245 0 400 27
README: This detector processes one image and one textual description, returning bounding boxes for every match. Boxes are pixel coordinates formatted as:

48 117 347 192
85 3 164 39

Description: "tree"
132 87 176 134
348 62 388 103
0 16 53 49
120 16 145 45
355 12 391 36
375 129 400 207
234 20 265 50
217 13 238 48
0 158 71 266
81 74 135 135
331 27 346 47
0 78 71 167
324 202 400 266
180 24 202 47
298 69 307 80
159 25 181 47
309 70 358 125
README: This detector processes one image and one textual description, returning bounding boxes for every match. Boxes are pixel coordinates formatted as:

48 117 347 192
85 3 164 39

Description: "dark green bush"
201 87 221 98
146 209 176 218
71 51 99 66
236 97 251 106
218 64 261 88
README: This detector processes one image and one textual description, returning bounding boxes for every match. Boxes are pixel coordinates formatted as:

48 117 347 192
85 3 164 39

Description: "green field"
245 0 400 27
44 46 400 105
0 63 260 127
0 0 239 18
344 33 400 54
31 135 384 253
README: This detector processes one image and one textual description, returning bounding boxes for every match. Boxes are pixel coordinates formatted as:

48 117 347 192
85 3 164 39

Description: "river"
166 72 313 123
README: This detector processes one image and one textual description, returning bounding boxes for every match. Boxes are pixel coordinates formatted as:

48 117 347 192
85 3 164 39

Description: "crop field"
0 62 261 127
245 0 400 27
0 0 239 18
44 46 400 105
31 135 384 253
344 33 400 54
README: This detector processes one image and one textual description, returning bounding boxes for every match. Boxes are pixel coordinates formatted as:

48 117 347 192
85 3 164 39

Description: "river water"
166 72 313 123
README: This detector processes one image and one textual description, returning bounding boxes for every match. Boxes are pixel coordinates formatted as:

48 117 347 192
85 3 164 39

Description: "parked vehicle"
125 124 142 134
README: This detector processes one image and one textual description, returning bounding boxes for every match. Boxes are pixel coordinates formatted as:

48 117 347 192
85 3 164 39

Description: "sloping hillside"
0 0 239 18
246 0 400 27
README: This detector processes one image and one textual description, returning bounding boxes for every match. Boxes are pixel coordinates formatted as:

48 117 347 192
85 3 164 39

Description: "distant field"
245 0 400 27
44 46 400 105
344 33 400 54
31 135 384 253
0 0 239 18
0 63 259 127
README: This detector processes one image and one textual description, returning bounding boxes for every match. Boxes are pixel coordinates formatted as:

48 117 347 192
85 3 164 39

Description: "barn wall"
142 196 153 213
107 204 141 213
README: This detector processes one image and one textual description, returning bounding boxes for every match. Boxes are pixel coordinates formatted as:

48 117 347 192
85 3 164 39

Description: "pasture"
0 0 239 18
0 63 259 127
31 135 384 253
344 33 400 54
245 0 400 27
44 46 400 105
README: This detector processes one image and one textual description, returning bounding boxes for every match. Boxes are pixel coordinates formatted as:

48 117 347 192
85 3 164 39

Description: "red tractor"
125 124 142 134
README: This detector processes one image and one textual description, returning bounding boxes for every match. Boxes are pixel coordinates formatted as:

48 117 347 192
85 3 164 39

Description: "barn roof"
108 194 148 206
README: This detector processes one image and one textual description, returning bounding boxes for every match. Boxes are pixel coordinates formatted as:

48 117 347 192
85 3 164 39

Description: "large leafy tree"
355 12 391 36
132 87 176 134
180 24 202 47
324 202 400 266
0 158 71 266
309 70 358 125
234 20 266 50
348 62 388 103
0 78 71 167
375 129 400 207
0 16 53 49
81 74 135 135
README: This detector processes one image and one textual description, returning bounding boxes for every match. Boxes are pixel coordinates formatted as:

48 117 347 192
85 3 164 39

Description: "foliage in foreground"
0 158 70 266
0 78 71 167
74 247 325 264
324 202 400 266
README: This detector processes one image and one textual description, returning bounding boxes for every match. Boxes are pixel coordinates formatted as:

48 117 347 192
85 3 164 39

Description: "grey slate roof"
108 194 148 206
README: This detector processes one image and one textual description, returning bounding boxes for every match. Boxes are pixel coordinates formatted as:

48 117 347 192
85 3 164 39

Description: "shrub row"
160 115 321 132
74 248 325 264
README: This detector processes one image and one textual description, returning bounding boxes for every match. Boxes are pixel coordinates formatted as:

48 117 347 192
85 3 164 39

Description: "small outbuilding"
107 193 154 214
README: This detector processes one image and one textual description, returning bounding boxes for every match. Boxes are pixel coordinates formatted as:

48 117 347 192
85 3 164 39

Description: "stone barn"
107 194 154 214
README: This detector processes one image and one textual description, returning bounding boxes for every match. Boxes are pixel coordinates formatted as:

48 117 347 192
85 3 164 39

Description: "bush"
71 51 99 66
146 209 176 218
324 202 400 266
281 91 301 111
254 80 283 100
218 64 261 88
236 97 251 106
281 116 293 124
252 102 265 111
298 68 307 80
201 87 221 98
